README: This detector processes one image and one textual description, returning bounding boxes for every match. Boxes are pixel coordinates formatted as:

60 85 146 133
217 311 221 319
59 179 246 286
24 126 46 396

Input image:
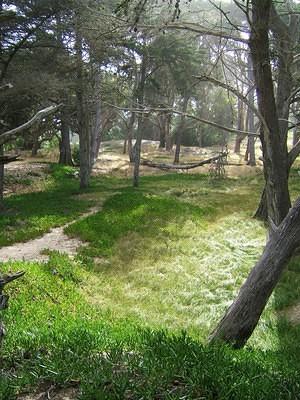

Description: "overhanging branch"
0 104 62 146
105 103 259 137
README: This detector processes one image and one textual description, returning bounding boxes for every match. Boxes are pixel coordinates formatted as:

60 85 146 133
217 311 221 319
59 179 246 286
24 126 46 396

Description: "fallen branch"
0 104 62 146
141 153 227 170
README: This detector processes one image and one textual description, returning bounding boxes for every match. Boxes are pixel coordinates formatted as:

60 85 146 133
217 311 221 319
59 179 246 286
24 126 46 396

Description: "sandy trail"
0 207 99 263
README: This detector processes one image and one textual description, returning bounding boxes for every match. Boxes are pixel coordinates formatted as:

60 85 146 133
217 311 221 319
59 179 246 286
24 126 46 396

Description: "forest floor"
1 141 300 399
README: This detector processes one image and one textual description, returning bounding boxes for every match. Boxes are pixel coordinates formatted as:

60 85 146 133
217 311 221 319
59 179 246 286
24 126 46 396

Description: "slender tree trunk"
90 71 102 170
133 52 147 188
234 98 246 154
165 114 172 151
174 95 189 164
75 20 90 189
127 112 135 162
210 196 300 348
246 56 256 166
159 113 166 149
0 145 4 210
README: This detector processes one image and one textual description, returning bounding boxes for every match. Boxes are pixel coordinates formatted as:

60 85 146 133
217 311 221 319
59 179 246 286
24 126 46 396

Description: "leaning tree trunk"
210 196 300 348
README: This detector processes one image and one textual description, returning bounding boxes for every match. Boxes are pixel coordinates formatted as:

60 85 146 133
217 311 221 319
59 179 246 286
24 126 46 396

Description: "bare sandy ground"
0 208 99 263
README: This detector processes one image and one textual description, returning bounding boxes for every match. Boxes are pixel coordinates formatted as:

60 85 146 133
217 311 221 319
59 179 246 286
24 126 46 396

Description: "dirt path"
0 207 99 263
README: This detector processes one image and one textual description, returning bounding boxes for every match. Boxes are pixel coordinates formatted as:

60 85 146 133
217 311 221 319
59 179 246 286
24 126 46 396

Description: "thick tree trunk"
210 196 300 348
159 113 166 149
59 113 73 166
249 0 290 226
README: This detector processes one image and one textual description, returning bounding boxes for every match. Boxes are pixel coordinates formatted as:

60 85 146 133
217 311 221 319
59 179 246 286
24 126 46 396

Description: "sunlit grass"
1 164 300 398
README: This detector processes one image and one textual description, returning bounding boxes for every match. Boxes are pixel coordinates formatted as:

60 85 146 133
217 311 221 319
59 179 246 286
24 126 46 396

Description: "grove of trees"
1 0 300 349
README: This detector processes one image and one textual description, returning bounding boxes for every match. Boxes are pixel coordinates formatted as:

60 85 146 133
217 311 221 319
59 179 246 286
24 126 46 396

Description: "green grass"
1 167 300 398
1 255 300 399
0 165 117 247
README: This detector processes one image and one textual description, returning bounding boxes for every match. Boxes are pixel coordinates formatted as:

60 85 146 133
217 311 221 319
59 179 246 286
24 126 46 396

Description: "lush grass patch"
0 165 116 247
1 168 300 398
1 256 300 400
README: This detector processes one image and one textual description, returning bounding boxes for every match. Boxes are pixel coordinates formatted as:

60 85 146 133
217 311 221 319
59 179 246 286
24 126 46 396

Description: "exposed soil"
18 386 79 400
0 207 99 262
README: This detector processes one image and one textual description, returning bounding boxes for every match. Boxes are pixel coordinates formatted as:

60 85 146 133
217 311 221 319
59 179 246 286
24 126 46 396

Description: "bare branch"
105 102 259 137
138 22 249 44
0 104 62 146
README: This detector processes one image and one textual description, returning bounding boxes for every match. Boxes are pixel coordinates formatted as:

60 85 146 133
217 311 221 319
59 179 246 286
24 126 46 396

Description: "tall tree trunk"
75 20 90 189
127 112 135 162
90 71 102 170
246 56 256 166
174 95 189 164
210 196 300 348
133 52 147 188
159 113 166 149
211 0 294 349
0 145 4 210
250 0 290 226
234 98 246 154
254 2 297 221
165 114 172 151
59 109 73 165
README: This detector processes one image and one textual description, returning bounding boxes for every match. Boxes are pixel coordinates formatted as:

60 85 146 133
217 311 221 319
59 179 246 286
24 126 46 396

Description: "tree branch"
138 22 249 44
0 104 62 146
105 103 259 137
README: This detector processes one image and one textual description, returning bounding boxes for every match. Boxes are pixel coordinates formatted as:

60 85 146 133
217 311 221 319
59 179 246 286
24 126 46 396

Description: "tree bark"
75 19 90 189
133 52 147 188
59 108 73 166
127 112 135 162
245 56 256 166
174 95 189 164
249 0 290 226
234 98 246 154
210 196 300 348
0 145 4 210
